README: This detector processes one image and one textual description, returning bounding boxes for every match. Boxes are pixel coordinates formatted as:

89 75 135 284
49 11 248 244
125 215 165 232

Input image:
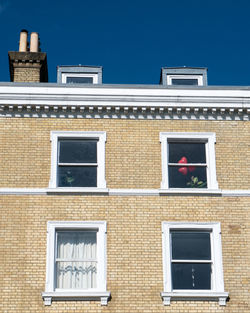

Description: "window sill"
159 188 222 196
46 187 109 195
42 291 111 306
161 291 229 306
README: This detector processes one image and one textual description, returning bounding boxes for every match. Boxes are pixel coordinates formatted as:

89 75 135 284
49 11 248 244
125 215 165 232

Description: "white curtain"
56 231 97 289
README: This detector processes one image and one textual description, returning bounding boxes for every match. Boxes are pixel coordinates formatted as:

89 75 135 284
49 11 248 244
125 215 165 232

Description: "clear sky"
1 0 250 85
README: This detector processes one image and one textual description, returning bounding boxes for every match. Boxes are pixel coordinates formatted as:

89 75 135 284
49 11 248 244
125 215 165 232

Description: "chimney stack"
8 30 48 82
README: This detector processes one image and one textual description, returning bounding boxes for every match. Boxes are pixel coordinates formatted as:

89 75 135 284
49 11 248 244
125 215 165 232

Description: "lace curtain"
56 231 97 289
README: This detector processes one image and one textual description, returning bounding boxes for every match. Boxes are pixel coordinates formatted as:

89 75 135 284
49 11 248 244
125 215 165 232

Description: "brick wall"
0 117 249 313
12 63 41 82
0 195 249 313
0 118 249 189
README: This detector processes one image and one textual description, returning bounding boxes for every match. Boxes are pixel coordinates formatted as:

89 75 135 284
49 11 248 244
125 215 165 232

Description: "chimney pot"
19 30 28 52
30 32 39 52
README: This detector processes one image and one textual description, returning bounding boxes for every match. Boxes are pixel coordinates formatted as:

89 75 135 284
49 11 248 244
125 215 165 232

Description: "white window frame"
42 221 110 306
161 222 228 306
167 74 203 86
61 73 98 84
49 131 107 191
160 132 218 191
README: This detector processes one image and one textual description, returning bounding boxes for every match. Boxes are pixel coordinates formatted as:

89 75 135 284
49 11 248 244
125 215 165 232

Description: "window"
49 131 106 190
160 133 218 190
167 75 203 86
62 73 98 84
171 78 198 85
171 231 212 290
161 222 228 306
42 221 110 306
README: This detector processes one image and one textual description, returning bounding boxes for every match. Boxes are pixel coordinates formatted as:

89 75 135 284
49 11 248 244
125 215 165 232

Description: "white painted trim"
0 188 47 195
109 189 159 196
49 131 106 189
61 73 98 84
0 187 249 196
160 132 218 190
167 75 203 86
160 292 229 306
222 190 250 196
47 187 109 194
159 188 221 196
42 291 110 306
161 222 228 306
43 221 109 305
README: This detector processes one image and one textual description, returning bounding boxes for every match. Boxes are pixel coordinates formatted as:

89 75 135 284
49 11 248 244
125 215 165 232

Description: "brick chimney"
8 30 48 82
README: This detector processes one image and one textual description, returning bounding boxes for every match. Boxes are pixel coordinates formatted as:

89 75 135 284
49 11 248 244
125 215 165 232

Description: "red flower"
178 156 188 175
188 166 195 172
178 167 188 175
178 156 187 164
178 156 196 175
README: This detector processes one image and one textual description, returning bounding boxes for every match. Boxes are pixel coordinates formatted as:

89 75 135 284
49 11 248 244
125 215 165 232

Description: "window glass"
56 231 97 289
169 143 206 164
168 166 207 188
171 231 212 290
172 263 211 289
58 166 97 187
59 140 97 163
66 77 93 84
171 78 198 85
168 142 207 188
171 231 211 260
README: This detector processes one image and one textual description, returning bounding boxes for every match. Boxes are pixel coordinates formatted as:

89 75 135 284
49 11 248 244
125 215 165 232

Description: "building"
0 30 249 313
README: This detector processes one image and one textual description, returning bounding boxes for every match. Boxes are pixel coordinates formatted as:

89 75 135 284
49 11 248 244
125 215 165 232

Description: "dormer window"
161 67 207 86
57 66 102 84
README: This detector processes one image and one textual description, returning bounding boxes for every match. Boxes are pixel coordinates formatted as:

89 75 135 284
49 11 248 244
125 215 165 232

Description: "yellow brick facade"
0 115 249 313
0 118 249 189
0 195 249 313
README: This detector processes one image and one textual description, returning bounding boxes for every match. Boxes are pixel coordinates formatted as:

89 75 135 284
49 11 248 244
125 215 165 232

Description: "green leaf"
193 177 198 184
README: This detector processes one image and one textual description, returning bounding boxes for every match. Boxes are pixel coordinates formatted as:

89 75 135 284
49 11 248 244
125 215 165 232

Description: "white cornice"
0 85 250 120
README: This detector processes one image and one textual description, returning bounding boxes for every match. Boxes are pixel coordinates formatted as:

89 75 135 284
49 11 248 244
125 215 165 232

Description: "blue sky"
1 0 250 85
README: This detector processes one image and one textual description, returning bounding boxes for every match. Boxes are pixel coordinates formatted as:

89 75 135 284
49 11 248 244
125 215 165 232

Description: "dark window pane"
172 79 198 85
168 166 207 188
171 232 211 260
169 143 206 164
66 77 93 84
59 140 97 163
172 263 211 289
58 166 97 187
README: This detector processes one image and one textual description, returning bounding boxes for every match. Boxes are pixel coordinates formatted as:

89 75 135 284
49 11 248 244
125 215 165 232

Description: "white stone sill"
46 187 109 195
159 188 222 196
161 291 229 306
42 291 111 306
